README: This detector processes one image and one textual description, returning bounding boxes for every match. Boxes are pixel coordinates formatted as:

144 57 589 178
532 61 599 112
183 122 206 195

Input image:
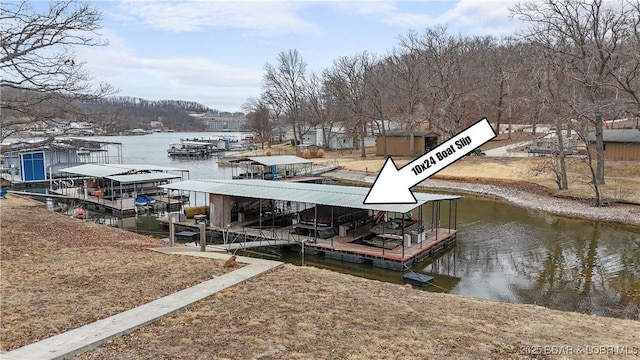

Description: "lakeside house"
0 138 122 184
587 129 640 161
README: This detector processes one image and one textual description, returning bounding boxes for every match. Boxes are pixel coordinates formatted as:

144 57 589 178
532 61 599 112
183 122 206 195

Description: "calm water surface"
85 133 640 319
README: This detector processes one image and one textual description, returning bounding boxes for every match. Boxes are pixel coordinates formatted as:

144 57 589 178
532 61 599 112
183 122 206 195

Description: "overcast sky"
75 1 525 112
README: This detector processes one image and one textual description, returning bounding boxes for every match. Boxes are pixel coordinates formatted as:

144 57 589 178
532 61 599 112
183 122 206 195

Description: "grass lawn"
0 195 239 351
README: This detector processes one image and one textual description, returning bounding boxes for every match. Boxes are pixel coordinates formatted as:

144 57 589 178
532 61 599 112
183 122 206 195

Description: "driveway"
483 141 532 157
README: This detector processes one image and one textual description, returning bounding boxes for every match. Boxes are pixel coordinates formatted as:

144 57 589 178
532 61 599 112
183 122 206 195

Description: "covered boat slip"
160 179 460 270
228 155 320 182
49 164 190 215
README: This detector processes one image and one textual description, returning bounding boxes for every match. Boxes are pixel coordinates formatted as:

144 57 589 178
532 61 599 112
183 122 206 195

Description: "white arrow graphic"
364 118 496 204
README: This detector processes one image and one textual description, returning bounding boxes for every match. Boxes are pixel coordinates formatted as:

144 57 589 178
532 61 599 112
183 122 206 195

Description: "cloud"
334 0 522 37
112 0 320 35
78 43 262 89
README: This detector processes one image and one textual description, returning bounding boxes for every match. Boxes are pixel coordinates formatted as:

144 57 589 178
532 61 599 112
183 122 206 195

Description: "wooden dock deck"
158 215 457 271
50 187 183 215
306 228 457 270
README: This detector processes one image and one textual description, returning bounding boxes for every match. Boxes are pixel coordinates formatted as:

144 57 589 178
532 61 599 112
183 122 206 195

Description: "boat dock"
48 164 190 215
159 179 460 271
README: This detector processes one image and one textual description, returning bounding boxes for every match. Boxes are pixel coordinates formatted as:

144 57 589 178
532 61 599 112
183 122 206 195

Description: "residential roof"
59 163 189 177
587 129 640 143
229 155 312 166
379 131 440 137
106 173 181 184
160 179 460 213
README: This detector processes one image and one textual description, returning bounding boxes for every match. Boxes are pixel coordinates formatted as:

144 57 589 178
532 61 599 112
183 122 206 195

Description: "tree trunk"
381 126 387 157
292 118 298 147
584 134 603 207
409 130 415 157
495 78 504 134
360 122 367 158
555 120 568 190
507 103 512 140
595 114 605 185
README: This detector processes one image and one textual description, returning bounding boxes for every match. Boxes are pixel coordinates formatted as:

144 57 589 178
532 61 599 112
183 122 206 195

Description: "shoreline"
325 169 640 227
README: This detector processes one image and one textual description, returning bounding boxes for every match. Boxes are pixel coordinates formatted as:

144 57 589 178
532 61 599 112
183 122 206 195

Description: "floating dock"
159 179 460 271
48 164 189 215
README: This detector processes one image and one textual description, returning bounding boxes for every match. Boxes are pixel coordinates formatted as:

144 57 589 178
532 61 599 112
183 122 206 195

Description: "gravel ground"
326 170 640 227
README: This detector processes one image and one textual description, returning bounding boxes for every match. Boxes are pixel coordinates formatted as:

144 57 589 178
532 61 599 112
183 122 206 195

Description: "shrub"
317 148 325 158
302 148 311 159
265 148 272 156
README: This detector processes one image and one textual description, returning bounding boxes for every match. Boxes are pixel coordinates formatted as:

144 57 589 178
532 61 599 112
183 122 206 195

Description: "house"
587 129 640 161
375 131 441 156
301 124 376 150
0 138 122 183
302 127 353 150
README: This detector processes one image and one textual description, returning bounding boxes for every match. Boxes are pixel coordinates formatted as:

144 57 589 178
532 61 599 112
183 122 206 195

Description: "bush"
265 148 272 156
290 139 300 146
302 148 311 159
317 148 325 158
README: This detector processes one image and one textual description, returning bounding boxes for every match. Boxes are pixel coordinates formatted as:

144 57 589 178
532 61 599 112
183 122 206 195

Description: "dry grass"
306 144 640 204
78 265 640 360
0 195 239 351
2 190 639 359
230 139 640 203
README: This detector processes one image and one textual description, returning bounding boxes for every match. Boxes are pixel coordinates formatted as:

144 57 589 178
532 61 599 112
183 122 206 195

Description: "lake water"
78 133 640 319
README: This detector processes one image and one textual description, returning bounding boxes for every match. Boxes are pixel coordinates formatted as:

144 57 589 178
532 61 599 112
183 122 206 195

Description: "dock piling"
200 223 206 252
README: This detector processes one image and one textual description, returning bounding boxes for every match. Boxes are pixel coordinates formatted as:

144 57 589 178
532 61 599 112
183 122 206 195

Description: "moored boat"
402 272 434 287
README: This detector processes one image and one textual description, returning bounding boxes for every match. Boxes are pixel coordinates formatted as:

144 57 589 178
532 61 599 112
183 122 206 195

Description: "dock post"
199 222 206 252
448 199 452 233
169 213 175 247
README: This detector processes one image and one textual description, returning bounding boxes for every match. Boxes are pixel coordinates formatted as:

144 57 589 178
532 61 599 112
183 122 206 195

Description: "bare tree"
407 26 482 137
382 42 430 156
362 60 393 157
512 0 634 185
323 51 377 157
262 49 309 145
1 0 115 141
304 72 335 148
242 97 271 149
608 0 640 126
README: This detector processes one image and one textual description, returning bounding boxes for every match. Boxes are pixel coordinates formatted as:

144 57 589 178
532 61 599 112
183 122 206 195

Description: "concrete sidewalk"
483 140 532 157
3 250 282 360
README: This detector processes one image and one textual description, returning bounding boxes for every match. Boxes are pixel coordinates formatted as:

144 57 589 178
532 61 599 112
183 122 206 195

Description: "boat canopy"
160 179 460 213
59 163 189 177
228 155 312 166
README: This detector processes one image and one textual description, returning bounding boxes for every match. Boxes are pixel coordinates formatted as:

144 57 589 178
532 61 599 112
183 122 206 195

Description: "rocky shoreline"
325 169 640 227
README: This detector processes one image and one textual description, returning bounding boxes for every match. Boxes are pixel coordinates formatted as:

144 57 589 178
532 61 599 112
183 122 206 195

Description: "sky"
73 0 526 113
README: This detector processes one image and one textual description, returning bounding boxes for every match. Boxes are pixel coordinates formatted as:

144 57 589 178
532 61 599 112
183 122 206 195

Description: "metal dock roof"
228 155 312 166
107 172 182 184
59 163 188 177
160 179 460 213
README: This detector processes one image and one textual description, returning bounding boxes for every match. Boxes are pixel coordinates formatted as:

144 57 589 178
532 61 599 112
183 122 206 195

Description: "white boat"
167 141 216 157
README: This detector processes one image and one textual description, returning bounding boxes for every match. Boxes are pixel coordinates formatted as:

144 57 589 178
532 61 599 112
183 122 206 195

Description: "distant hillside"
1 87 224 134
82 96 216 132
96 96 213 113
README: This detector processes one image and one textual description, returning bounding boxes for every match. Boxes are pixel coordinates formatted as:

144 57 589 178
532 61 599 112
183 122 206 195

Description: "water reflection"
445 196 640 319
